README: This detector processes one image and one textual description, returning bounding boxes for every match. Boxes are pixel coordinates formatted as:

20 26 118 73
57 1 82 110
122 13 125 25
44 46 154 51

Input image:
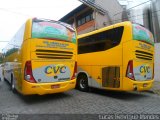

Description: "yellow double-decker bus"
77 21 154 92
3 18 77 95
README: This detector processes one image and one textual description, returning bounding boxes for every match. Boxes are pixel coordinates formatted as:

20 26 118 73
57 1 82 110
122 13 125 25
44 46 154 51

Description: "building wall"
60 0 124 35
76 0 123 34
94 11 110 29
77 20 95 34
76 11 109 34
155 43 160 81
151 0 160 43
95 0 123 24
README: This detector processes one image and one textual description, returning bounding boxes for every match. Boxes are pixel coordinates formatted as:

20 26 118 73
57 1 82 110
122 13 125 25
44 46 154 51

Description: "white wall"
95 0 123 24
155 43 160 81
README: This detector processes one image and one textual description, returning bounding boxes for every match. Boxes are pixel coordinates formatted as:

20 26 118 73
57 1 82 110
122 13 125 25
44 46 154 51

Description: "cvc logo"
140 65 151 73
45 65 67 75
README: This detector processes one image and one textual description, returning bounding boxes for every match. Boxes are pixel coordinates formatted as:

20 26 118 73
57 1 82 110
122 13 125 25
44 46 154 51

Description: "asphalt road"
0 80 160 119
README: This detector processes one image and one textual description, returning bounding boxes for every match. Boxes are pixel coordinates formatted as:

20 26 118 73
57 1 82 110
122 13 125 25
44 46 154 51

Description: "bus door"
90 65 121 89
101 66 120 89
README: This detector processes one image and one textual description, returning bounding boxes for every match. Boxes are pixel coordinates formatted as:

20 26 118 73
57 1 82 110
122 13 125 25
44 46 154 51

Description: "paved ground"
150 81 160 95
0 80 160 119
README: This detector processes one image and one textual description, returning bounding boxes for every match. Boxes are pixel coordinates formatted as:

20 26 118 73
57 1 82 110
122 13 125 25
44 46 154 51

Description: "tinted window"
133 24 154 45
78 26 124 54
77 11 93 27
3 24 25 57
32 19 76 44
86 15 91 22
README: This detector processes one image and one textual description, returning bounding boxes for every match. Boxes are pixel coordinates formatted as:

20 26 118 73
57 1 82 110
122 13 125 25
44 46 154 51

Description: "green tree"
0 56 3 64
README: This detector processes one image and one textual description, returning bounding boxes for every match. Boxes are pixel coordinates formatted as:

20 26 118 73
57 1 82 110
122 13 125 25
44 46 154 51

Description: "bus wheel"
11 75 16 93
77 74 89 92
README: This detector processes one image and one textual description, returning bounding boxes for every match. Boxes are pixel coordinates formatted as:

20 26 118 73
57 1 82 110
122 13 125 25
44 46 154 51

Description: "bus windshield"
132 24 154 45
31 19 76 43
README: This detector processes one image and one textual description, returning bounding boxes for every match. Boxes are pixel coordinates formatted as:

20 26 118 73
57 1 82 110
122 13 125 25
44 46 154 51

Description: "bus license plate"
51 84 60 89
143 83 148 87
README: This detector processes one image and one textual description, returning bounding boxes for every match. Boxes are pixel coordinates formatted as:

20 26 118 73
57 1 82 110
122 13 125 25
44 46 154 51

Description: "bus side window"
78 26 124 54
104 39 112 50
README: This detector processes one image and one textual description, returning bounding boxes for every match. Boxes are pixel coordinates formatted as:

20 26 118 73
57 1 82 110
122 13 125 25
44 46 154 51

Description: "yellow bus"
77 21 154 92
3 18 77 95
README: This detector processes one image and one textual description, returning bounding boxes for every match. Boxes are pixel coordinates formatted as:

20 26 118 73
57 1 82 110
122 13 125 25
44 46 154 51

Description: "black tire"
11 75 16 93
77 74 89 92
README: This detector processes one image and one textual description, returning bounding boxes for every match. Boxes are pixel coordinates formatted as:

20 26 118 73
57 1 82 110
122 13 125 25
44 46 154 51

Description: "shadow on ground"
18 92 73 104
88 88 150 100
3 79 154 104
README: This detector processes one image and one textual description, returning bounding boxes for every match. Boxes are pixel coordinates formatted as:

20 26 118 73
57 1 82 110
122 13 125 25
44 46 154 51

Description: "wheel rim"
80 79 87 89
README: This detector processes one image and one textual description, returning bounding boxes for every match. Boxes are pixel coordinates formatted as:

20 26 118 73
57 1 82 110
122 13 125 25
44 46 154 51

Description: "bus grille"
35 49 73 59
135 50 153 60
